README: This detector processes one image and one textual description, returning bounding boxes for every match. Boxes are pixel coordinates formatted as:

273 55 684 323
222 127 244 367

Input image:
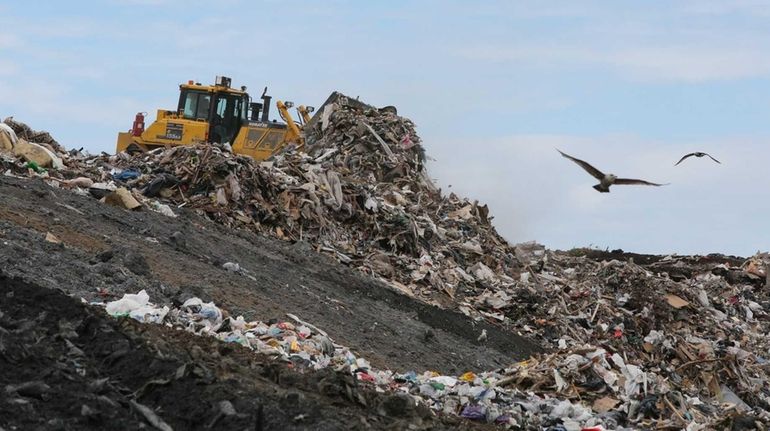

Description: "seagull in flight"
674 152 721 166
557 149 668 193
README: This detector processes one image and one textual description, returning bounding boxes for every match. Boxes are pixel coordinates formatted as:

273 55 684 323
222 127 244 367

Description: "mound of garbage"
2 109 770 429
98 251 770 430
3 106 521 317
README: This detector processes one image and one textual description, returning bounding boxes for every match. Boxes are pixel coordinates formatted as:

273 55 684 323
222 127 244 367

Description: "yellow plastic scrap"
459 371 476 382
290 339 300 352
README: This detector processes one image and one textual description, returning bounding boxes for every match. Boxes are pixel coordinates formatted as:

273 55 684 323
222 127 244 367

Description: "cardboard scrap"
448 205 473 221
745 260 766 278
592 396 619 413
665 294 689 309
104 187 141 210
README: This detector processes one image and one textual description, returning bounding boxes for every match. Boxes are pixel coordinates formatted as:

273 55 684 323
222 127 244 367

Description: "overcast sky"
2 1 770 256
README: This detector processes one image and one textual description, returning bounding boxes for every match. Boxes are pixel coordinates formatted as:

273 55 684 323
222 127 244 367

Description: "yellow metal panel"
134 118 208 148
116 132 133 152
244 128 266 149
232 125 281 160
260 131 284 152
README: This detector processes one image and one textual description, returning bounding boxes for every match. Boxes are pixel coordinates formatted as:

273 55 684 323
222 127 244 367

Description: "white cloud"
452 2 770 83
609 46 770 82
0 79 153 127
678 0 770 16
0 59 18 76
456 42 770 82
60 66 106 80
567 185 605 212
447 2 601 19
0 32 21 49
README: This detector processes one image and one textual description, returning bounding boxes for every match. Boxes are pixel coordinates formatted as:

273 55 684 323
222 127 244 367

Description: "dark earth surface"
0 275 497 430
0 174 543 430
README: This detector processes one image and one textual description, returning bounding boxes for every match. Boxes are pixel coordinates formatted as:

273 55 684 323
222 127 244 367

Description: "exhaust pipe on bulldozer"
260 87 271 122
249 87 274 123
250 102 262 121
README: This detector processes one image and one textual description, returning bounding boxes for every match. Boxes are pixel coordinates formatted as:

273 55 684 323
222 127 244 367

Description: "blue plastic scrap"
113 169 141 181
460 404 486 420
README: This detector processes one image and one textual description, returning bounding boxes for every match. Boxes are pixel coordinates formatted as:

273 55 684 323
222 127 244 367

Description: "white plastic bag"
106 290 150 316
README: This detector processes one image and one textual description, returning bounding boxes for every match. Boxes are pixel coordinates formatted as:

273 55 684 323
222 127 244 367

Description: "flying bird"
674 152 721 166
557 149 668 193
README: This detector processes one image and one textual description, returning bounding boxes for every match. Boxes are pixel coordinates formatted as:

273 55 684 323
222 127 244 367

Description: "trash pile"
449 250 770 429
1 107 523 316
104 248 770 431
101 290 354 372
1 117 64 172
4 112 770 428
2 116 64 153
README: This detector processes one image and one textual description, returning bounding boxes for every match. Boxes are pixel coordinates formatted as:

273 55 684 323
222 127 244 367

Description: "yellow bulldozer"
116 75 394 160
116 76 317 160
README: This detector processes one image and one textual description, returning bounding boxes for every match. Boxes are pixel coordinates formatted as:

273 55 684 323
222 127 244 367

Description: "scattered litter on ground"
3 110 770 429
100 264 770 430
0 275 477 430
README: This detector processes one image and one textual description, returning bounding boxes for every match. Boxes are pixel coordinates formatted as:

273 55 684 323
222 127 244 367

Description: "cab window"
213 94 244 122
181 91 211 120
240 96 248 121
215 96 228 118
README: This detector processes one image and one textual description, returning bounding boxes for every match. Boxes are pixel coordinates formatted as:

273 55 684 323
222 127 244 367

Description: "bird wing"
674 153 696 166
556 149 605 180
614 178 668 187
704 153 721 164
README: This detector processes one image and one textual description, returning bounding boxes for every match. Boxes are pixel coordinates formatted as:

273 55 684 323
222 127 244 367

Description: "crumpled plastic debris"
105 290 169 323
147 200 176 217
180 297 223 326
105 290 150 315
101 291 367 375
112 168 141 182
460 404 486 420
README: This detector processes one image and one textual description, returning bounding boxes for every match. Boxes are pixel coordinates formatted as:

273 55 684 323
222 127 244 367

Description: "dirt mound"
0 275 491 430
0 174 539 375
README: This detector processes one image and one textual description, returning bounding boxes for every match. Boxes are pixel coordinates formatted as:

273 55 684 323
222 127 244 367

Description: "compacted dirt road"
0 175 541 430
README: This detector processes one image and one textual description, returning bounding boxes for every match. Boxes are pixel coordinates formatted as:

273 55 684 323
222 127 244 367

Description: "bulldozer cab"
177 77 248 144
